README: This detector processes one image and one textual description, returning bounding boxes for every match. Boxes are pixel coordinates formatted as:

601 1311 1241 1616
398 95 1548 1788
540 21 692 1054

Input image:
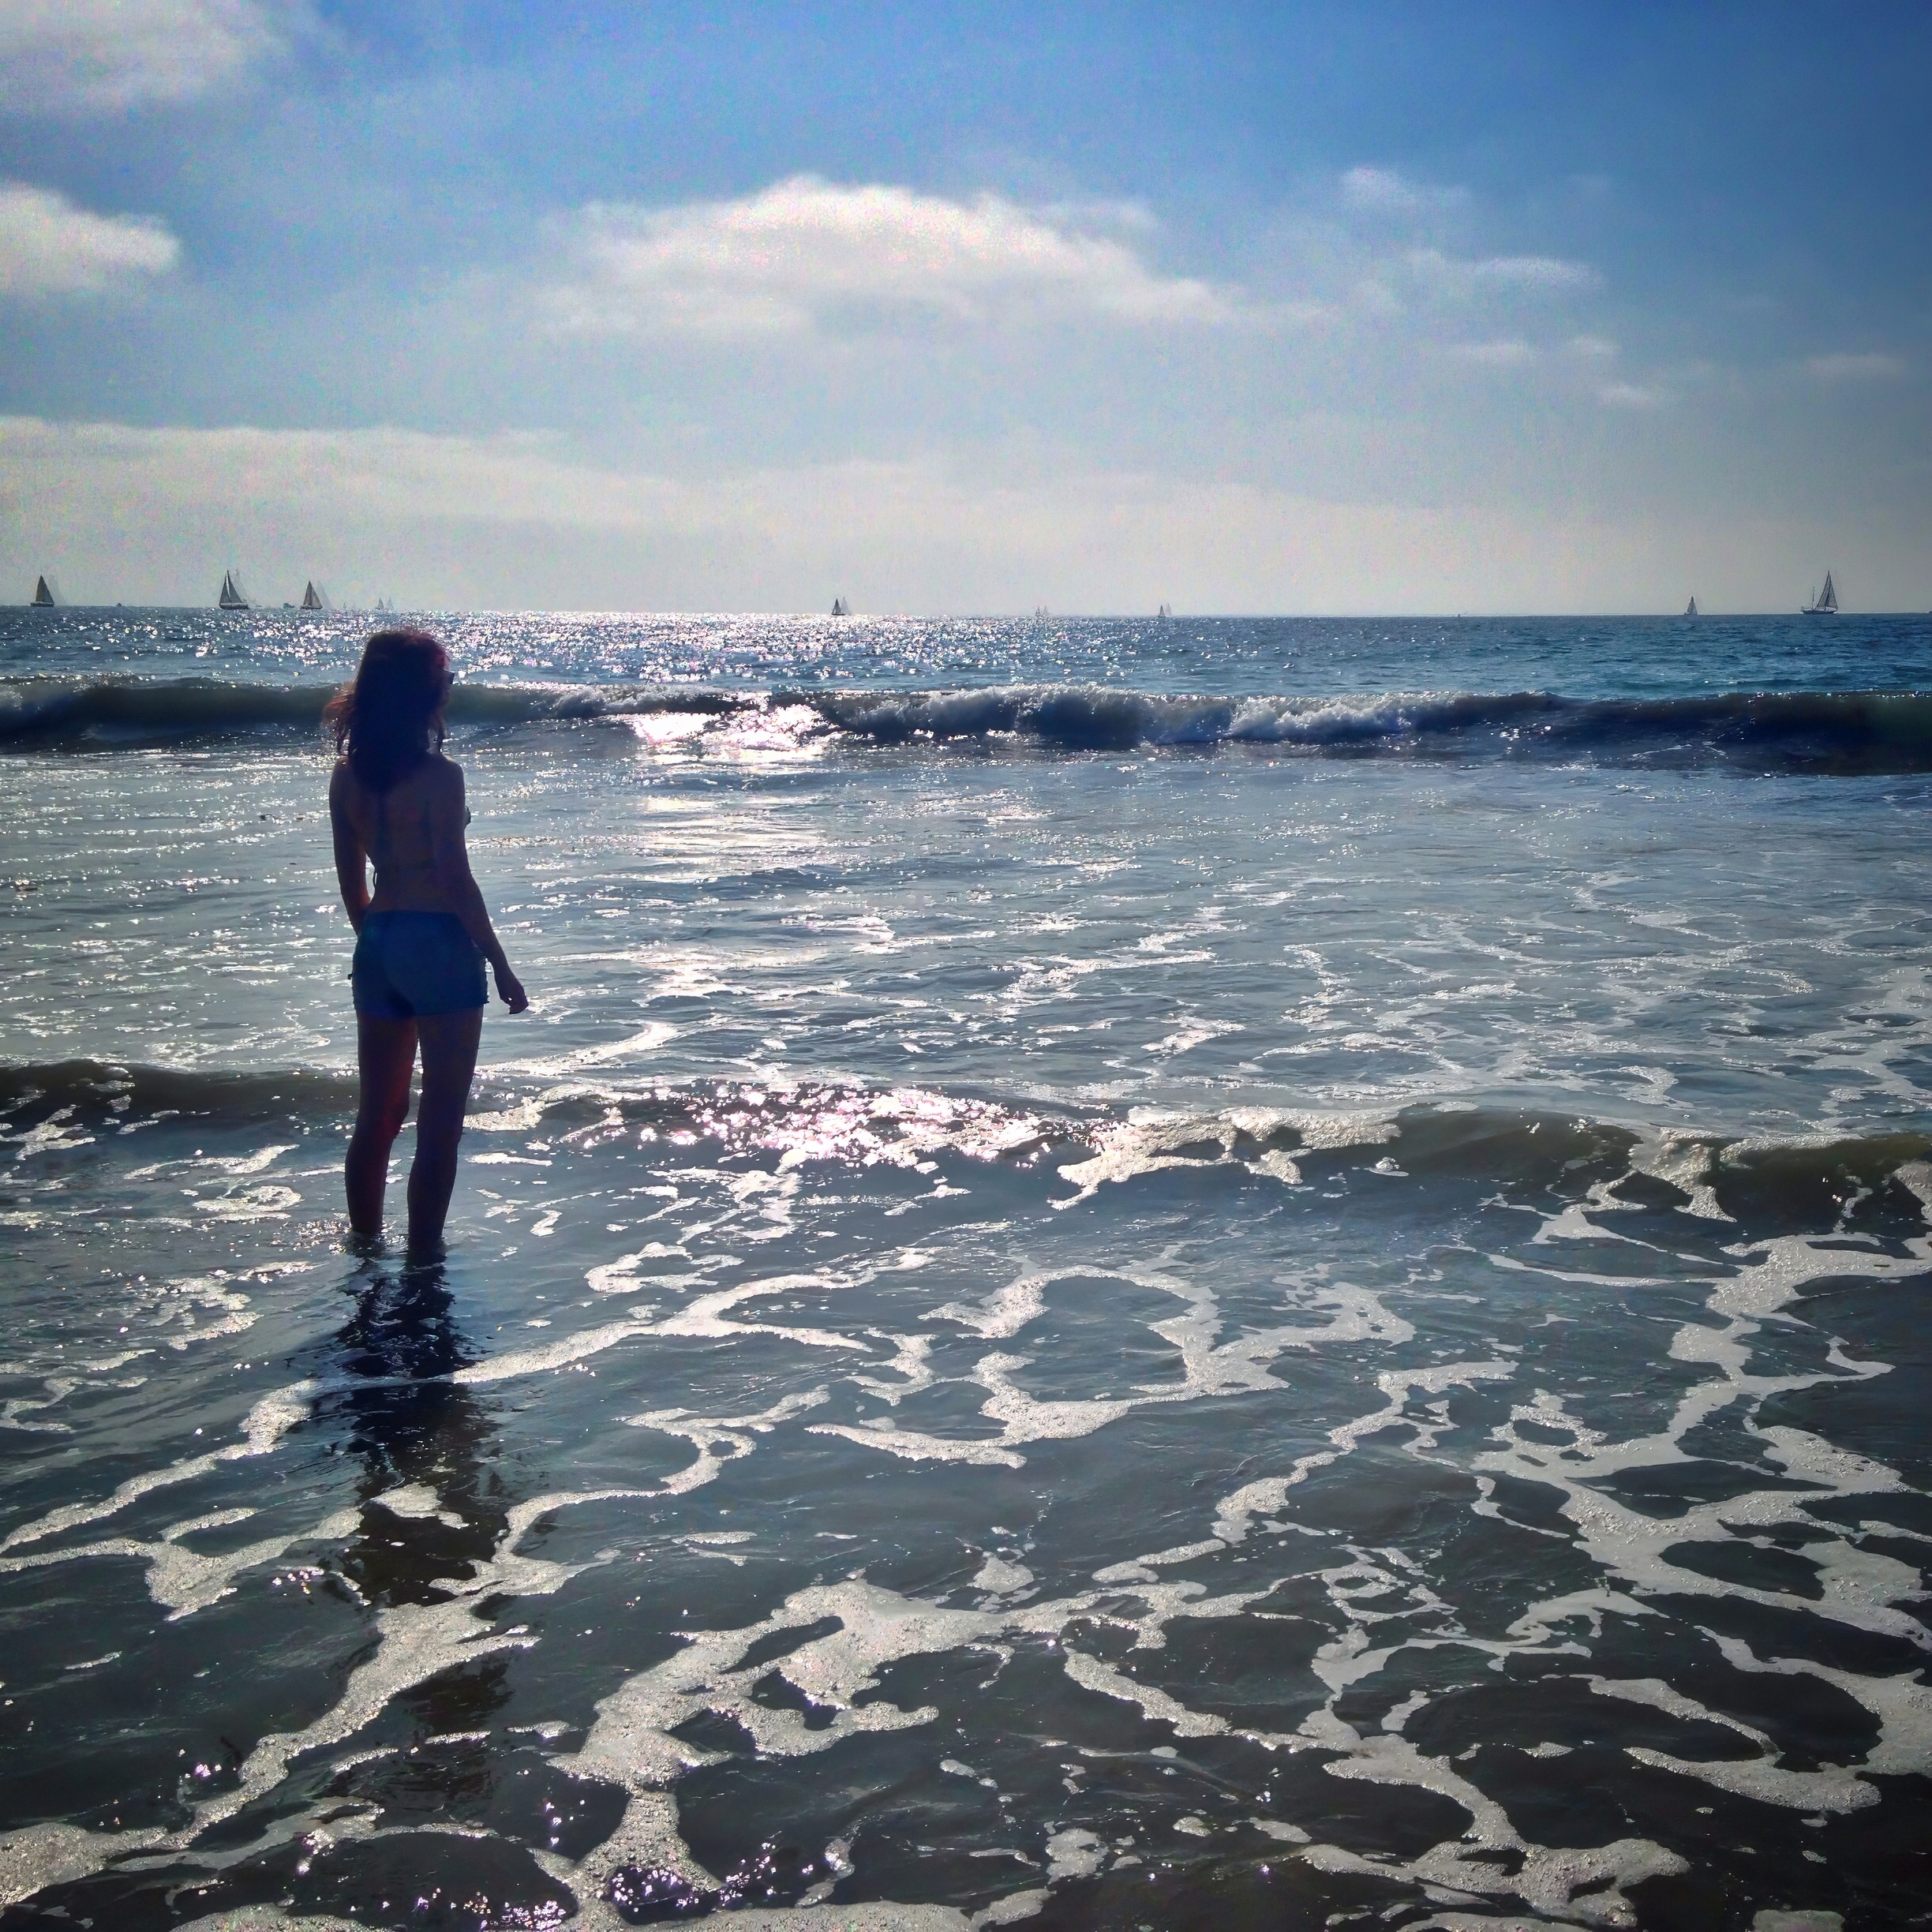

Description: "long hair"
325 630 451 792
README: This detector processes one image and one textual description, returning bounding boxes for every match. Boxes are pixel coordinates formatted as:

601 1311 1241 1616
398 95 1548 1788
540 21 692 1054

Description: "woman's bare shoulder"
425 752 466 795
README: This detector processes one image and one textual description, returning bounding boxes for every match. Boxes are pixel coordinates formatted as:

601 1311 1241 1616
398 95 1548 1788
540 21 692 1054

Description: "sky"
1 0 1927 614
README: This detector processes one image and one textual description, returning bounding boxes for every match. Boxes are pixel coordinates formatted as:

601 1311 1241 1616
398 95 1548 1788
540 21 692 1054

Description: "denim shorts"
351 912 486 1020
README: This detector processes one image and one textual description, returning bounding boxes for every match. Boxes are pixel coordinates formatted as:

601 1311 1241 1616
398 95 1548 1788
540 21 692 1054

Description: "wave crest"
6 675 1931 770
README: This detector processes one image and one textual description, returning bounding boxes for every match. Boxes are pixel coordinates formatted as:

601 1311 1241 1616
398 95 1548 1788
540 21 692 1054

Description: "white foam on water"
454 1316 660 1383
1057 1648 1234 1739
373 1482 464 1528
647 1270 871 1352
173 1911 364 1930
1043 1826 1106 1877
1206 1196 1932 1908
0 1380 314 1551
970 1895 1043 1927
0 1499 335 1619
10 1114 1931 1924
0 1822 167 1911
190 1487 653 1837
1470 1230 1932 1653
826 1258 1416 1470
554 1578 1007 1892
972 1555 1034 1593
1893 1159 1932 1219
496 1024 681 1082
1054 1106 1398 1204
930 1271 1051 1340
1700 1631 1932 1788
8 1108 95 1159
1301 1822 1684 1930
1213 1361 1518 1544
626 1390 831 1496
1627 1130 1732 1220
586 1241 695 1294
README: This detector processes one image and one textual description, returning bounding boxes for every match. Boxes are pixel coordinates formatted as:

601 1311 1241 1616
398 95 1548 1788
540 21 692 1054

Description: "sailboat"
31 575 57 608
1033 605 1049 620
301 580 328 611
1683 596 1698 618
830 597 851 617
1802 571 1839 616
1158 602 1174 620
218 570 251 610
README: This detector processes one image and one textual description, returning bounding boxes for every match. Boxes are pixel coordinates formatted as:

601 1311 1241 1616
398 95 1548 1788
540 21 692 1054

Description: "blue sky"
2 1 1926 611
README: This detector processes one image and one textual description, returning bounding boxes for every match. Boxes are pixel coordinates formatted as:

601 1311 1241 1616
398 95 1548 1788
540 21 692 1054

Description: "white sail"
1802 571 1838 615
31 574 57 607
830 596 850 616
219 570 251 610
301 580 328 611
1158 602 1173 620
1684 596 1698 617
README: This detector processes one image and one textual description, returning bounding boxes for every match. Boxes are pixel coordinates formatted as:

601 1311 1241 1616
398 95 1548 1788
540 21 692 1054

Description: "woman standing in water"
327 631 528 1256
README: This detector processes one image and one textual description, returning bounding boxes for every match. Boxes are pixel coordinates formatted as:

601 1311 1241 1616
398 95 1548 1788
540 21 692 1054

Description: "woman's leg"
406 1005 484 1256
348 1013 419 1239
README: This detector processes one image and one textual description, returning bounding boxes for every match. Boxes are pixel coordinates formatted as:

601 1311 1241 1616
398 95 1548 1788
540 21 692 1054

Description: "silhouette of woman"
327 630 528 1255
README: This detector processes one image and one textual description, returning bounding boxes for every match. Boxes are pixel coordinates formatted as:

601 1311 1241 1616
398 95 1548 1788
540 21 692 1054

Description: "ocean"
2 608 1930 1930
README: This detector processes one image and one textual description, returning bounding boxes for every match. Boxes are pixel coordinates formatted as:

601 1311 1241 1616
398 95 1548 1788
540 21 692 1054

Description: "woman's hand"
495 964 530 1014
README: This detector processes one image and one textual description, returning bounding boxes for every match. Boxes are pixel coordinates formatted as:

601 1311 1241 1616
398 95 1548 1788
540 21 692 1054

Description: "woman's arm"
428 762 530 1013
328 761 371 934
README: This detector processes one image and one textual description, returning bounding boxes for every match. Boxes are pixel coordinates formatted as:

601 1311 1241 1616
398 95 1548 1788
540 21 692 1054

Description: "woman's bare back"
331 752 466 915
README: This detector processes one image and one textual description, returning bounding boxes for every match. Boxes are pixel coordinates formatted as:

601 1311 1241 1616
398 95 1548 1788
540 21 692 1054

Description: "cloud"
1400 250 1603 311
1597 382 1661 410
1450 339 1537 367
5 415 1915 615
1454 251 1600 291
1805 352 1907 382
1339 167 1466 213
0 182 178 294
0 0 290 111
545 175 1235 338
1568 335 1619 360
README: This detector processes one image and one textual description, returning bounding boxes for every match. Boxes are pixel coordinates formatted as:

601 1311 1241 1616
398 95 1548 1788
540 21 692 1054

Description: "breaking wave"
0 675 743 744
6 674 1932 770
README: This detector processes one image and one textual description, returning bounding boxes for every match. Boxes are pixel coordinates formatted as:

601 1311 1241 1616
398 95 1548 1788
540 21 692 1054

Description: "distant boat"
31 575 57 608
830 597 851 617
218 570 251 610
1158 602 1174 620
1034 605 1049 620
1801 571 1839 616
1683 596 1698 617
301 580 328 611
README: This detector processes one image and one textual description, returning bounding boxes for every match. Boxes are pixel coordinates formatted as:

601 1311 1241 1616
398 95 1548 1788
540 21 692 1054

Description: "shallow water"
2 612 1929 1929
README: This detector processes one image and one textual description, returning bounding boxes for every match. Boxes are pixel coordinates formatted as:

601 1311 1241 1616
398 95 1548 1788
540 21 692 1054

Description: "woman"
327 630 528 1256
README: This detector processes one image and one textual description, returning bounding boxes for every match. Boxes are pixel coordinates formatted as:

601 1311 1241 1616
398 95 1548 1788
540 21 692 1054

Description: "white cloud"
1450 339 1537 367
0 182 178 294
1597 382 1662 410
1339 167 1466 213
545 175 1234 338
1569 334 1619 359
4 415 1918 615
1410 249 1601 293
1492 256 1601 291
0 0 290 111
1805 352 1907 382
